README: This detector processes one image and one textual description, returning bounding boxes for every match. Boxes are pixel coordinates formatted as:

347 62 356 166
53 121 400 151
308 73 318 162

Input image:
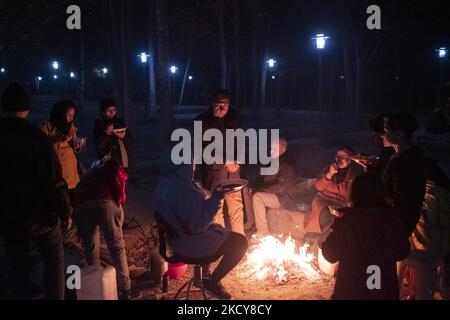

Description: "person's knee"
230 232 249 256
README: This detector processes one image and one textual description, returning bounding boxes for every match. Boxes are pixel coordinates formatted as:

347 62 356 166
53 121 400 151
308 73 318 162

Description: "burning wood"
241 235 319 284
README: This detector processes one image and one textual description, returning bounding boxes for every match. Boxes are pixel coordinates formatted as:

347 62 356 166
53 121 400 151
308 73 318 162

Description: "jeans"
75 200 131 292
252 192 281 236
3 223 65 300
215 191 245 235
207 232 249 284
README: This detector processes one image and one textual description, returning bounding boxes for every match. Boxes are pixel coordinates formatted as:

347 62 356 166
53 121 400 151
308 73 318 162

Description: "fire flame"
243 235 319 283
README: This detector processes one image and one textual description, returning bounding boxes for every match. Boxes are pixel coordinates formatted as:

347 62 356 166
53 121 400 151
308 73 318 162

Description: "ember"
242 235 319 284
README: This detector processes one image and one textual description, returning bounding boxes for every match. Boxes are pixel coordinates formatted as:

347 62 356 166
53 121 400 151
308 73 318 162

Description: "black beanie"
1 83 31 112
99 97 117 112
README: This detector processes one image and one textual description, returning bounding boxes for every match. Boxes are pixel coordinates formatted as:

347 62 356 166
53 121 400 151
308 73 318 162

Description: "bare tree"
156 0 173 147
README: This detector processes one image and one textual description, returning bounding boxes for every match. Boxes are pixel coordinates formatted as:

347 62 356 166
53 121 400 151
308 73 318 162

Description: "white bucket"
318 247 338 276
77 265 118 300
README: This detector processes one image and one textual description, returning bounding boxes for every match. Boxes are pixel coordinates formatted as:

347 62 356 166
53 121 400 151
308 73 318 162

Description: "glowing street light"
139 52 149 64
313 33 330 50
70 72 76 79
188 75 193 80
170 65 178 74
52 61 60 70
271 75 276 80
53 75 58 80
0 67 5 74
102 67 109 74
37 76 43 81
267 59 277 68
437 47 447 59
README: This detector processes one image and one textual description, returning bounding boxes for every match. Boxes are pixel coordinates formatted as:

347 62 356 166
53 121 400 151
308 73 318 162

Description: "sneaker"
119 288 142 300
202 279 232 300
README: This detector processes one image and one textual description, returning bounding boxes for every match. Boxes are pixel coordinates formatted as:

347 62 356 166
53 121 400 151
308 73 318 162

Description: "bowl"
168 263 188 279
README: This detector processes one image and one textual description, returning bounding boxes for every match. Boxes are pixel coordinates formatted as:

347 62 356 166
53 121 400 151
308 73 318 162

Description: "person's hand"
63 217 73 230
326 164 338 180
105 124 114 136
224 162 240 174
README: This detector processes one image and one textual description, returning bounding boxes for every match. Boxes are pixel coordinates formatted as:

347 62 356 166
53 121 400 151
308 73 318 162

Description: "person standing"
93 98 133 169
0 83 72 300
194 89 245 235
41 100 83 195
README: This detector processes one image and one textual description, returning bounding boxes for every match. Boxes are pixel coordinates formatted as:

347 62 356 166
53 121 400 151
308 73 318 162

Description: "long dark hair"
50 100 76 135
350 173 387 208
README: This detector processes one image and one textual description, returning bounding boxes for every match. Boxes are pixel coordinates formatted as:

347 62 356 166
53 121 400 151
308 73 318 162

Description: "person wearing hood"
321 173 410 300
93 98 133 169
382 112 426 236
41 100 82 191
153 147 248 300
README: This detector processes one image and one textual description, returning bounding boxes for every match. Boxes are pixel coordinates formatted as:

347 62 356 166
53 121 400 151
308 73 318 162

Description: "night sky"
1 0 449 113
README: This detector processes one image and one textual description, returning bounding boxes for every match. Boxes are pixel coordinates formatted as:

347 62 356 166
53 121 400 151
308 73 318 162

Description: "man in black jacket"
194 89 245 235
93 98 133 169
251 138 297 237
382 112 426 236
0 83 72 300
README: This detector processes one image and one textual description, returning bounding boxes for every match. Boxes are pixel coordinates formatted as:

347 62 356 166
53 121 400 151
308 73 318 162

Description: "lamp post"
139 52 151 115
35 76 42 94
436 47 447 104
260 58 277 110
312 34 329 112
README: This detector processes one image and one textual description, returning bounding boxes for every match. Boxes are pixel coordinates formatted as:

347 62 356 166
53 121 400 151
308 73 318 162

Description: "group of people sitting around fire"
1 83 449 300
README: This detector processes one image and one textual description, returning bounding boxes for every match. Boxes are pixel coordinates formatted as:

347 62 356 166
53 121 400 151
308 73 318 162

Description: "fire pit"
240 235 319 284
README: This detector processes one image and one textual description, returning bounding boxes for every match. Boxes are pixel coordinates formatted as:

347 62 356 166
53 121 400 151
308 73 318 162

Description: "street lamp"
188 75 193 80
312 33 330 112
53 75 58 80
436 47 448 103
0 67 5 74
35 76 43 94
437 47 447 59
139 52 149 64
52 61 60 70
170 65 178 74
102 67 108 75
70 72 76 79
267 59 277 68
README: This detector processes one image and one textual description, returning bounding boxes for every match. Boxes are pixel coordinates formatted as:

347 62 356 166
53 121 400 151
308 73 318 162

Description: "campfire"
241 235 320 284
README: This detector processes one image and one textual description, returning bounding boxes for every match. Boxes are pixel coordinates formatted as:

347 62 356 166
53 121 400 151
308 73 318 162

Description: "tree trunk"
178 53 191 107
156 0 173 148
78 29 85 118
251 2 259 115
119 0 130 125
218 0 227 89
232 0 241 118
148 1 157 118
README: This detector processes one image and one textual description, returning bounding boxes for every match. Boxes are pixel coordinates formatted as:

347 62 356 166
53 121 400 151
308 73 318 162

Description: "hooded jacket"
153 148 230 258
321 206 410 300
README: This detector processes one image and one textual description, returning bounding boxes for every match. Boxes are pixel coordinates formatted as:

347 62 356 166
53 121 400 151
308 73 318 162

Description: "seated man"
250 138 297 237
304 147 362 233
153 147 248 300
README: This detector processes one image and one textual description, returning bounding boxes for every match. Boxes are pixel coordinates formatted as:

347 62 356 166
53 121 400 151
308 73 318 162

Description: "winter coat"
253 153 297 209
304 163 362 233
382 146 426 236
93 116 133 167
194 108 240 191
40 121 80 189
153 149 229 258
410 158 450 258
73 162 128 208
321 206 410 300
0 117 72 239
